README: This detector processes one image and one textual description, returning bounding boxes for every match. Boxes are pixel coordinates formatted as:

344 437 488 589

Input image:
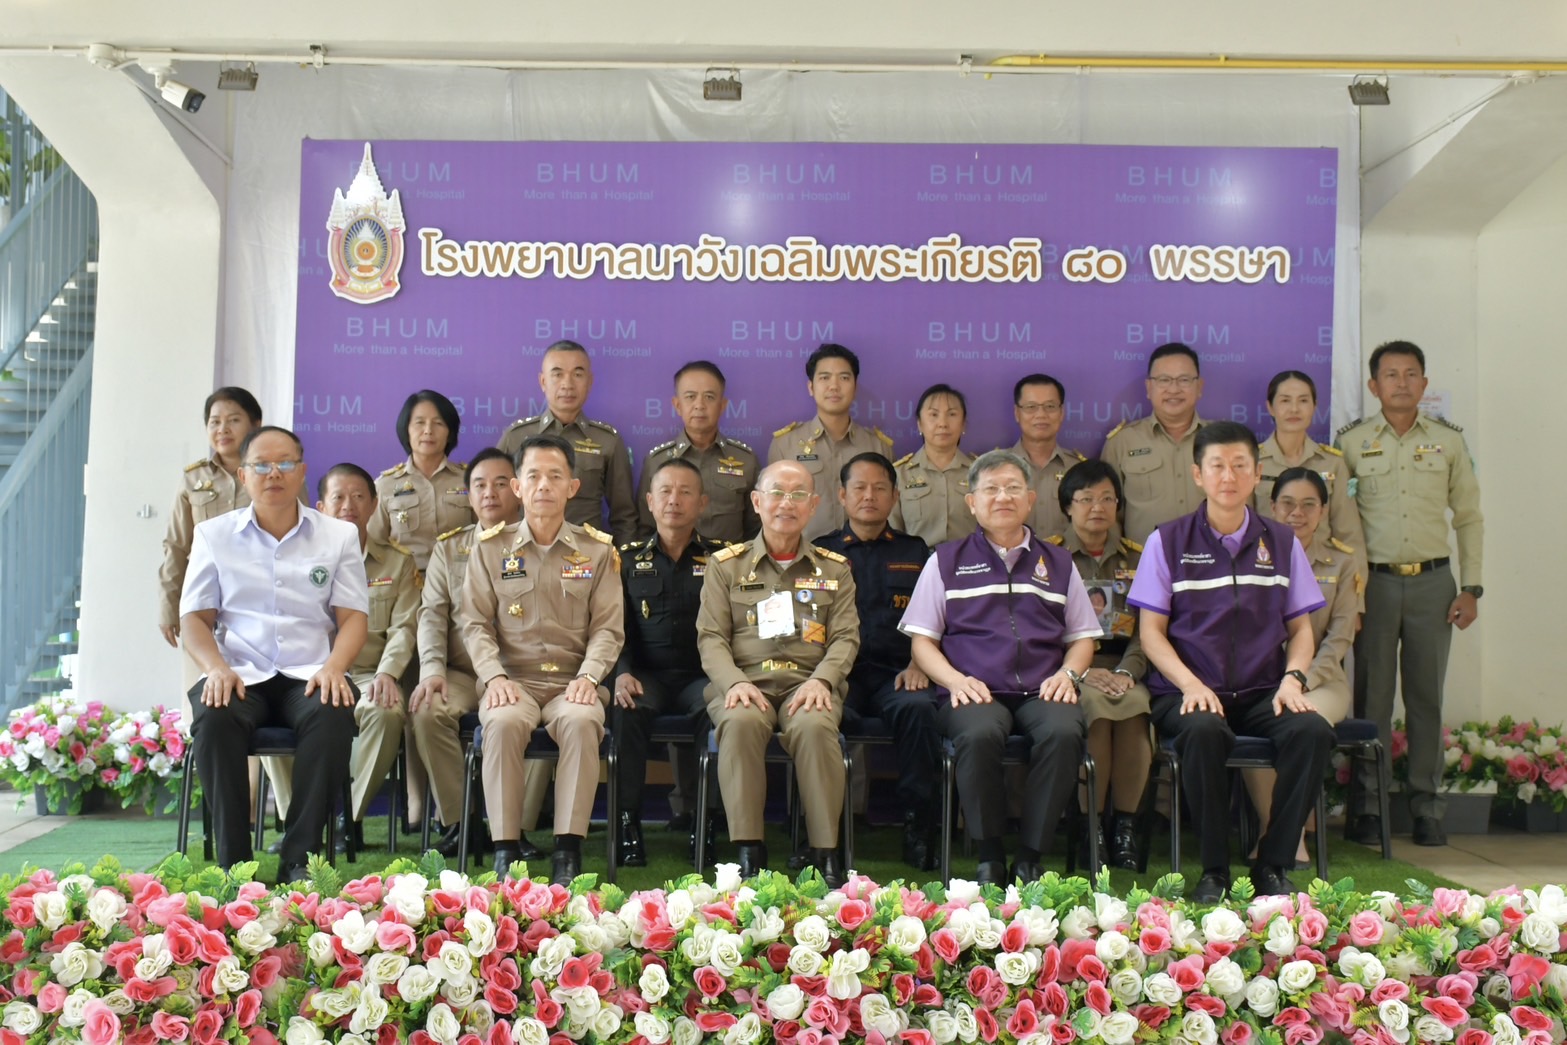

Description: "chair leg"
387 746 401 856
1314 786 1329 883
786 762 800 856
458 741 477 871
341 776 355 865
1082 754 1100 877
421 805 433 853
841 742 854 871
939 747 954 884
1167 751 1182 877
1374 741 1393 860
694 746 711 870
177 751 195 856
606 740 619 885
254 766 270 855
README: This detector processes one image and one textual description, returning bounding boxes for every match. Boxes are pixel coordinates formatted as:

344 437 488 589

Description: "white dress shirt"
180 504 370 685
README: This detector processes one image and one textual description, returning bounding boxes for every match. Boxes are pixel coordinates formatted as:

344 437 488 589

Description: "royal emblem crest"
326 142 406 304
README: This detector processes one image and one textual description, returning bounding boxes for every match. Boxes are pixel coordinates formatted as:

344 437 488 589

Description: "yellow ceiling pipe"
989 54 1567 73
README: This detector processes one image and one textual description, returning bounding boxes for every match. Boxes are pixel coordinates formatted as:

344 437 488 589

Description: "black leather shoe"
786 846 811 871
1346 814 1383 846
812 848 845 889
1110 814 1141 871
433 823 464 858
975 860 1007 886
1412 815 1447 847
266 835 285 856
618 813 647 867
492 846 521 879
666 811 694 833
278 862 311 885
551 849 581 886
1192 872 1229 904
903 810 937 870
517 833 545 861
736 842 768 879
334 815 365 855
1251 864 1296 897
1010 859 1043 885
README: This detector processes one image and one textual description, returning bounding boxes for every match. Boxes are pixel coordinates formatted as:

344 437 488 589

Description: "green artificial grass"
0 809 1471 898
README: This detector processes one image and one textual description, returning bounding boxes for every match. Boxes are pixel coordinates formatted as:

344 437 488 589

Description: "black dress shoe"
1010 859 1043 885
736 842 768 879
618 813 647 867
278 862 311 885
812 848 845 889
786 846 811 871
266 835 285 856
517 833 545 861
1192 872 1229 904
902 810 937 870
493 846 521 878
1412 815 1448 847
433 823 464 858
1345 813 1382 846
334 815 365 855
975 860 1007 886
666 811 694 833
1109 813 1142 871
551 849 581 886
1251 864 1296 897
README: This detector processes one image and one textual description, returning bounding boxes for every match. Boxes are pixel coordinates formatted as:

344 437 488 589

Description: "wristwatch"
1461 585 1484 599
578 671 601 687
1284 669 1310 691
1063 668 1085 694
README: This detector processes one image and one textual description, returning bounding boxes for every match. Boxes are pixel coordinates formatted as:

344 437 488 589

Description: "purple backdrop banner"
294 140 1337 476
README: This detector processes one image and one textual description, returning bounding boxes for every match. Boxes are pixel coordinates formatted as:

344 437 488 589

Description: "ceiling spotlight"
704 68 742 102
1348 76 1390 106
218 61 259 91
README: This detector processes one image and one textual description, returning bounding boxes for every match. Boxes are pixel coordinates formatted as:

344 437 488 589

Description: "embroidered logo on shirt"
309 566 329 587
1033 556 1050 583
1256 539 1272 567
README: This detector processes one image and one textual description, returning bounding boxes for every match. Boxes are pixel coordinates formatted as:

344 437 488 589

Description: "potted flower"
103 704 198 815
1386 720 1503 834
1492 717 1567 832
0 695 115 813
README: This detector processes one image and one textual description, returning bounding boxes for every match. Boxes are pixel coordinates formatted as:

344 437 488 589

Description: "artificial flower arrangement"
0 855 1561 1045
101 704 197 813
1488 718 1567 813
0 697 194 813
1324 720 1515 815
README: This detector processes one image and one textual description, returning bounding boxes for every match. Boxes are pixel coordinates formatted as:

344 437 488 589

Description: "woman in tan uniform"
157 387 262 647
889 383 975 547
1054 459 1152 870
368 390 474 573
1247 466 1362 864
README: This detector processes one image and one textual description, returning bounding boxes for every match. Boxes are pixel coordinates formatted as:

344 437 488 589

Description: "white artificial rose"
313 989 357 1021
1369 890 1400 919
1244 976 1280 1018
1379 999 1410 1033
972 920 1004 952
1013 907 1059 946
49 942 103 987
861 994 907 1039
743 907 786 947
1278 959 1319 994
397 964 439 1004
1107 968 1143 1006
1076 1010 1103 1041
787 944 825 977
1460 893 1488 923
101 989 134 1016
58 989 93 1028
338 1036 369 1045
332 911 378 954
635 1012 672 1045
714 862 743 892
1544 963 1567 996
445 976 479 1007
1415 1015 1455 1043
766 984 807 1021
570 921 609 955
1143 972 1181 1007
827 964 864 1000
665 890 695 930
557 984 601 1021
1491 1014 1523 1045
384 875 429 925
1059 906 1096 940
592 1004 626 1040
945 909 977 949
723 1012 763 1045
994 950 1039 986
1098 1012 1140 1045
32 891 69 932
926 1011 958 1045
1169 911 1200 951
639 962 670 1003
512 1017 550 1045
235 920 278 955
86 889 127 933
597 910 631 949
435 940 474 983
952 1002 978 1043
463 908 497 956
946 879 981 906
1204 957 1245 999
1094 894 1129 930
708 933 744 977
1385 950 1428 982
426 1002 462 1045
1096 929 1130 963
680 923 716 966
1181 1010 1218 1045
530 933 576 979
364 952 409 986
672 1016 700 1045
212 954 250 994
1200 907 1244 944
307 931 337 968
1518 913 1561 953
1478 917 1502 939
887 915 928 955
793 915 831 952
1344 951 1386 988
2 1002 40 1035
1264 917 1298 957
285 1016 325 1045
349 986 390 1036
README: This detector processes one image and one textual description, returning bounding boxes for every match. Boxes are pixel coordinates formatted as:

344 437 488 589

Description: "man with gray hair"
899 449 1099 885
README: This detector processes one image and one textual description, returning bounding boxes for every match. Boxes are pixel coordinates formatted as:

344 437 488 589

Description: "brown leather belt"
1369 557 1449 577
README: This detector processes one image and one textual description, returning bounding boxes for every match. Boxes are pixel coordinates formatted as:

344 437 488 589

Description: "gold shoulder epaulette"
892 451 915 468
581 523 614 545
184 458 209 472
648 438 679 455
448 459 465 471
874 427 894 447
618 536 654 552
1428 414 1463 433
436 525 467 542
1120 536 1144 554
773 420 802 438
811 545 848 564
713 542 748 562
1328 536 1356 555
1071 448 1087 461
1320 444 1343 458
585 417 620 436
478 521 507 541
379 461 407 478
1044 534 1066 546
699 535 729 550
721 435 755 455
1104 421 1127 440
1335 417 1364 438
386 539 414 560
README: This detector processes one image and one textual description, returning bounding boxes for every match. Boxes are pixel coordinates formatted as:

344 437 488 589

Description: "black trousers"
188 674 358 868
1150 690 1335 873
847 672 941 814
937 693 1085 853
610 670 709 817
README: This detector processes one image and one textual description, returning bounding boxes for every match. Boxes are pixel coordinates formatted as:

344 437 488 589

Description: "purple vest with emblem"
934 529 1074 695
1147 505 1299 699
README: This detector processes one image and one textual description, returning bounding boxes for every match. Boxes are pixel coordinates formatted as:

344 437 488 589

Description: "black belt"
1369 557 1449 577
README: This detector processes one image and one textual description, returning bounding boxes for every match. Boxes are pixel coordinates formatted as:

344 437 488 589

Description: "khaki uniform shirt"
158 457 249 630
1055 526 1147 679
1252 434 1367 605
888 447 976 548
418 523 483 681
459 519 625 688
497 412 639 545
351 539 420 680
696 538 861 702
767 416 894 540
1099 415 1209 544
1011 440 1088 544
367 457 474 572
1334 411 1484 586
1304 531 1362 692
636 432 760 543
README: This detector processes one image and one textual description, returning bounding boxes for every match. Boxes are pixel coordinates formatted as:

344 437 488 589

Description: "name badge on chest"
500 556 526 580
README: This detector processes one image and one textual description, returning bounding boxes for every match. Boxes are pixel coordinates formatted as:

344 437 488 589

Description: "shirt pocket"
627 573 668 636
572 450 606 501
1119 452 1164 502
186 489 221 521
1352 455 1393 500
886 568 919 612
368 583 396 632
387 493 423 536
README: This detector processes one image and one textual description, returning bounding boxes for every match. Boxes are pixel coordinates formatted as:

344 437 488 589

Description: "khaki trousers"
408 670 479 827
705 685 844 848
348 680 407 821
479 681 606 840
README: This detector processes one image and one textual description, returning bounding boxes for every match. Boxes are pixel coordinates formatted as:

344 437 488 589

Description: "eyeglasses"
1016 403 1063 416
1274 497 1322 513
761 489 813 503
1149 375 1199 389
1071 495 1119 508
974 484 1028 500
245 460 302 475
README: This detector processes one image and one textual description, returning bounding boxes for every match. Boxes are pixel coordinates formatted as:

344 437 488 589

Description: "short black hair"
1368 340 1425 379
840 451 896 488
316 462 375 502
1147 342 1201 376
1057 458 1123 516
1271 466 1329 504
805 343 860 380
395 390 461 457
916 383 967 418
238 425 302 462
515 433 575 474
465 447 515 485
1013 373 1065 406
673 360 726 389
1266 370 1317 403
1192 421 1259 465
544 339 590 360
205 387 263 425
648 456 704 490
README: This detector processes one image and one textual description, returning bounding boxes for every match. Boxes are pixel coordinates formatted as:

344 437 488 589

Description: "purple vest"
1147 505 1299 699
934 529 1074 695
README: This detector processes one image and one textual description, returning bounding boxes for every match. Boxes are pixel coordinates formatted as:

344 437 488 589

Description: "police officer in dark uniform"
611 457 729 866
819 452 940 868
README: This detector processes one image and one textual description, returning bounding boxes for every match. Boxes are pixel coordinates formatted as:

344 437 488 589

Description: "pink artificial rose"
974 1007 998 1044
486 982 518 1015
152 1012 191 1042
836 899 871 932
1511 1007 1553 1033
1297 908 1329 946
1138 927 1172 956
1221 1021 1254 1045
695 1013 738 1033
191 1007 223 1045
1508 953 1551 997
82 1000 122 1045
930 929 960 965
223 900 260 929
36 982 66 1013
900 1031 934 1045
1347 911 1384 947
1370 980 1408 1004
1000 924 1028 954
1006 999 1039 1038
1186 995 1226 1018
234 990 262 1028
1454 1032 1494 1045
1167 956 1205 993
1084 982 1112 1015
1434 974 1476 1009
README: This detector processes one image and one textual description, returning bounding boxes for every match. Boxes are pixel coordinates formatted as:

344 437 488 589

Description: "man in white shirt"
180 426 368 880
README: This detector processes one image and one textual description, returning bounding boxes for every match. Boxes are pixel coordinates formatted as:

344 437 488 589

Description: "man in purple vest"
900 449 1099 886
1127 421 1333 903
